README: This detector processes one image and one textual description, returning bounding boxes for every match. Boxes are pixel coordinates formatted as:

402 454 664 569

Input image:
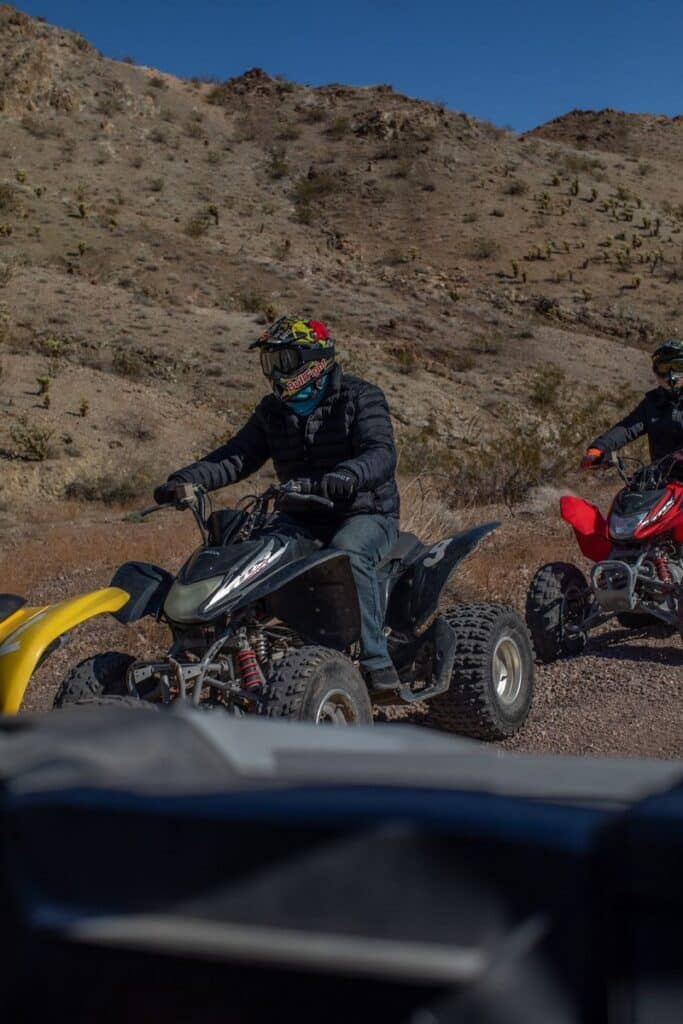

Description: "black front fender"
386 522 500 634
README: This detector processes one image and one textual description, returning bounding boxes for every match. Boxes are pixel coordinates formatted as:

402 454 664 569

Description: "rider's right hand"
580 447 605 471
153 480 181 505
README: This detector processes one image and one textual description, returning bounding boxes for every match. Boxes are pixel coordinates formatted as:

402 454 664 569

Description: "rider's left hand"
321 469 358 501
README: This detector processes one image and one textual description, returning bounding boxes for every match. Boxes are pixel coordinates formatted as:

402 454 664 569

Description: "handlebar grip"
282 492 334 510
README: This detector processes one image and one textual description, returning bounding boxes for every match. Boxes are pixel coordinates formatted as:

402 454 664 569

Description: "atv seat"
378 532 424 569
0 594 26 625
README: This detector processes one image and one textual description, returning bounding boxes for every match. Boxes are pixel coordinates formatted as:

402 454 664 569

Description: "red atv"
526 452 683 661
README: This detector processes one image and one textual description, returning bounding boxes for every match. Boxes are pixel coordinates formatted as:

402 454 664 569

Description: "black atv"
54 481 534 740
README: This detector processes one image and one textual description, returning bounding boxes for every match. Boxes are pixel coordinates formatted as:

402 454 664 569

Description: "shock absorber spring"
236 646 265 690
247 628 269 665
653 556 673 583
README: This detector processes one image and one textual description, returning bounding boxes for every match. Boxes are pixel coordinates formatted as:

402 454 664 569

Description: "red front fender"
560 495 611 562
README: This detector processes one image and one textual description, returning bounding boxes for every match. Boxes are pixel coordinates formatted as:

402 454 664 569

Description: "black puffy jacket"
170 367 399 521
591 387 683 461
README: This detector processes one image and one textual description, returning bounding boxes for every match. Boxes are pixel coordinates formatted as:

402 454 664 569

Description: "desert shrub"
184 207 213 237
327 117 350 140
65 468 152 505
149 177 165 192
148 75 166 89
292 173 338 205
277 122 301 141
529 364 566 408
562 153 606 179
112 348 145 378
9 421 53 461
97 95 124 116
467 338 501 355
186 121 206 140
0 261 13 287
300 104 327 123
238 292 266 313
20 114 64 138
445 351 475 372
0 183 18 213
148 127 167 144
265 147 289 180
503 179 528 196
462 210 478 223
466 238 499 260
387 342 420 374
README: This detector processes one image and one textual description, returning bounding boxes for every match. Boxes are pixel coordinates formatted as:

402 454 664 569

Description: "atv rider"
153 316 401 694
581 339 683 470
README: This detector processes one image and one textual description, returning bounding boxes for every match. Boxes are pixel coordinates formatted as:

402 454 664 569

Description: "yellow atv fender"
0 587 130 714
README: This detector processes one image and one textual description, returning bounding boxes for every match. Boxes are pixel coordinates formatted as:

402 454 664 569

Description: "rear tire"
428 604 534 741
53 651 135 709
263 646 372 725
526 563 589 663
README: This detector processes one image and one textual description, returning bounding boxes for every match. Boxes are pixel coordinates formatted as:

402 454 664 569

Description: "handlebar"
137 479 334 545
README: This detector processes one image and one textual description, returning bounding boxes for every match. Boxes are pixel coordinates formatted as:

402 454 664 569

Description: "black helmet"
652 339 683 392
250 315 336 399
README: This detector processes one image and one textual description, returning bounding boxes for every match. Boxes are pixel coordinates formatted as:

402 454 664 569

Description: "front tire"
526 562 589 663
53 651 135 708
263 646 372 725
428 604 534 741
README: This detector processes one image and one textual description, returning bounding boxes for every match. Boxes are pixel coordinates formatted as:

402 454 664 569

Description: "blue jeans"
261 514 399 671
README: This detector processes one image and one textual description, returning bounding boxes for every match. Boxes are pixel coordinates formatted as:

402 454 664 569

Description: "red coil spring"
653 557 673 583
236 647 263 690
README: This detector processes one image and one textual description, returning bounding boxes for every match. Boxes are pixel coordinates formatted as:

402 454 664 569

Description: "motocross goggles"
653 356 683 379
260 343 336 397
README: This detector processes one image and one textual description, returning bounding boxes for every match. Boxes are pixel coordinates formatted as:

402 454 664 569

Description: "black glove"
153 480 181 506
321 469 358 501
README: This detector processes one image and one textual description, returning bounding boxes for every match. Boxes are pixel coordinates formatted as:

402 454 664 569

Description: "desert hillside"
3 3 683 515
1 5 682 755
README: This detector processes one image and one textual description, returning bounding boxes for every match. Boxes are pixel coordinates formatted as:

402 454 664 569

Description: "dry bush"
300 104 327 124
112 348 145 378
503 179 528 196
466 237 499 260
185 208 212 237
9 420 53 461
0 182 18 213
327 117 350 140
399 478 458 541
0 261 13 287
561 153 606 179
20 113 64 138
65 467 153 506
265 147 289 180
387 341 420 374
291 173 339 206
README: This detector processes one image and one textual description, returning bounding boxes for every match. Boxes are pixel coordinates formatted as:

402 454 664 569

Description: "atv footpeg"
389 616 457 705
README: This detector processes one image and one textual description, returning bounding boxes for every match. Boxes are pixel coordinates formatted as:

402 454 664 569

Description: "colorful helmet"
251 315 336 399
652 339 683 392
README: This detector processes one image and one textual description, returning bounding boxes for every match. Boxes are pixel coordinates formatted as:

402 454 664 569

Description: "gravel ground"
376 621 683 759
18 583 683 760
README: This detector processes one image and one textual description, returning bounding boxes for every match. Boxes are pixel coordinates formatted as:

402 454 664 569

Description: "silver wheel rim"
315 688 359 725
492 636 523 706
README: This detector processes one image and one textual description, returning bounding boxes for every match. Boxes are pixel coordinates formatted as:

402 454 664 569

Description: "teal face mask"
284 375 329 416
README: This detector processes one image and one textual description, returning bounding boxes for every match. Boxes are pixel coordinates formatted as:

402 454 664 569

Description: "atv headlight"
609 512 647 540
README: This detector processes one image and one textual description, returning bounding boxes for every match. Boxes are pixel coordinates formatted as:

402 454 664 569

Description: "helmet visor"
260 345 304 378
654 356 683 378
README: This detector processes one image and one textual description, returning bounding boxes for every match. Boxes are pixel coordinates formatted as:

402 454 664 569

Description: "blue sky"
15 1 683 131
